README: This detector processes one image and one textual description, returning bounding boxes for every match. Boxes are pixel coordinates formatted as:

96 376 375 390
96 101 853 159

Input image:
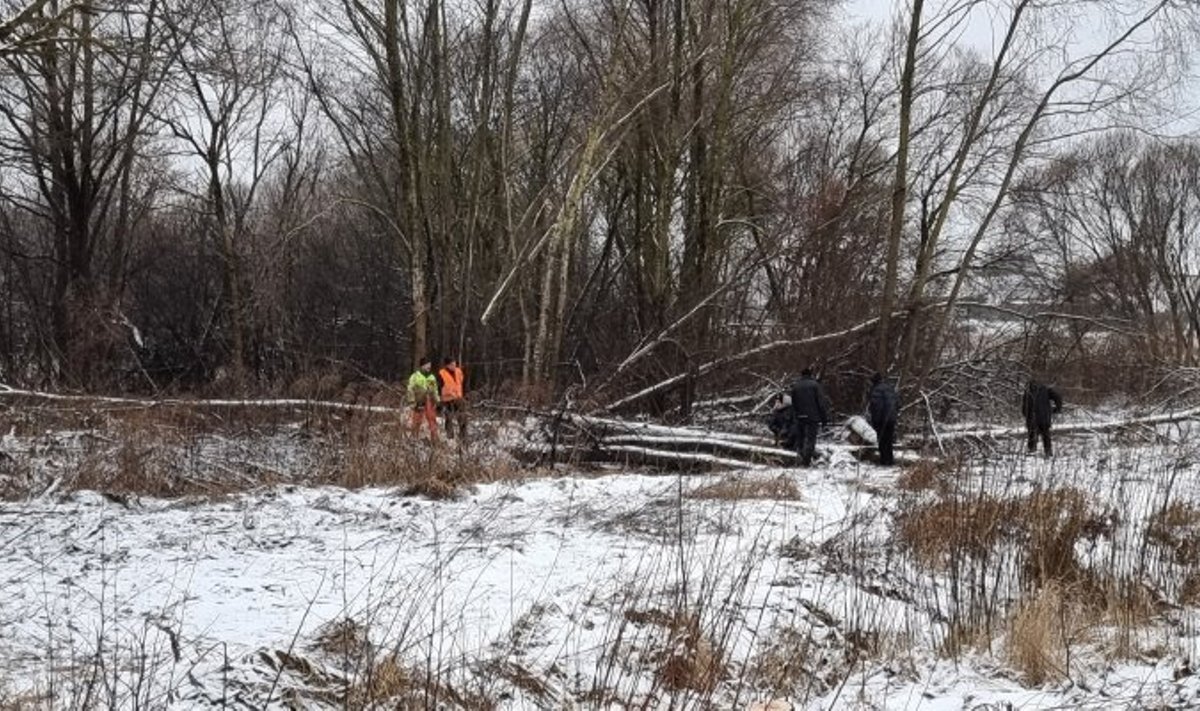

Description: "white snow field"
2 420 1200 709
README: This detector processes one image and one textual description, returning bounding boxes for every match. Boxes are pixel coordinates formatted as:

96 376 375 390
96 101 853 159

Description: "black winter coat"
790 377 830 424
868 381 899 429
768 405 794 438
1022 381 1062 428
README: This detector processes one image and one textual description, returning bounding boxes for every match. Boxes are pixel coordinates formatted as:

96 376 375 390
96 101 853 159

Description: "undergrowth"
0 400 519 502
3 411 1200 707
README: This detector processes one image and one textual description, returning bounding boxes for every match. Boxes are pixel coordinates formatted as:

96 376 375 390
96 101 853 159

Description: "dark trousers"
874 419 896 465
1027 423 1051 457
441 398 468 442
795 418 819 466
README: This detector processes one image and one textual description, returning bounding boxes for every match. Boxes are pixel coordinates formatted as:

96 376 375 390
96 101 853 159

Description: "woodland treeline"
0 0 1198 414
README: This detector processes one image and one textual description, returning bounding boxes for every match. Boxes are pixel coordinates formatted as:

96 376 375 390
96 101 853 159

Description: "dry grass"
347 654 414 707
895 495 1015 567
1147 501 1200 566
940 621 993 658
0 397 525 501
900 481 1158 671
895 467 1169 677
1020 488 1113 587
623 608 726 693
315 412 528 499
284 368 351 401
1007 582 1071 685
1099 579 1159 660
0 692 49 711
345 653 494 710
897 486 1111 585
1003 577 1138 685
65 415 269 499
657 621 724 693
748 626 835 699
688 475 803 501
896 456 958 494
314 617 371 660
750 627 813 694
268 628 495 711
478 660 554 701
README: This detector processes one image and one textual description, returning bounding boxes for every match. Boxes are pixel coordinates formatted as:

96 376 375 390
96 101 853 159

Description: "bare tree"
879 0 1187 389
1014 132 1200 366
157 0 289 380
0 0 181 384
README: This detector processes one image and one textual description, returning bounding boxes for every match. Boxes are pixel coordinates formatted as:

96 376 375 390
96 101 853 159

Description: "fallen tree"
937 406 1200 444
0 384 404 416
8 384 1195 473
598 300 1151 416
601 316 890 413
514 412 921 471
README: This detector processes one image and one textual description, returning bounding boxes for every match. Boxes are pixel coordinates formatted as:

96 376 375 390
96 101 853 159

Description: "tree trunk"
877 0 923 374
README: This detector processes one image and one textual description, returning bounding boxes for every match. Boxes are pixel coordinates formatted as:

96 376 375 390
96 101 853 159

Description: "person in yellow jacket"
407 357 439 441
438 357 467 442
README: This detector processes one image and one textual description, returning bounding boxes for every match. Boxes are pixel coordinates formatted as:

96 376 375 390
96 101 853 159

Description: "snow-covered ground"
2 421 1200 709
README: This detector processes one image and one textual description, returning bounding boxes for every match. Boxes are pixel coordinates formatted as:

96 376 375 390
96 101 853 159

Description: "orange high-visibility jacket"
439 366 465 401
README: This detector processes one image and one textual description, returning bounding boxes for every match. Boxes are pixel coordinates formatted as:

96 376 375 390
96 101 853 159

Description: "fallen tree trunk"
566 413 774 445
601 316 889 413
511 440 771 470
936 406 1200 443
0 384 404 416
603 435 795 466
526 411 922 471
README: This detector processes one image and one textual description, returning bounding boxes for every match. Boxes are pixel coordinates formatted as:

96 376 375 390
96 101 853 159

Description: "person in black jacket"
1022 379 1063 457
867 372 899 465
767 395 798 450
790 368 830 466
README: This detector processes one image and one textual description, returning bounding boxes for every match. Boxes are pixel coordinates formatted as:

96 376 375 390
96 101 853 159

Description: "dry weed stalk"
940 621 992 658
317 413 521 497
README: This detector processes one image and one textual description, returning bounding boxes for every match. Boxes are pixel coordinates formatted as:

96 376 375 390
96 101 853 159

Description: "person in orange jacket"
438 357 468 442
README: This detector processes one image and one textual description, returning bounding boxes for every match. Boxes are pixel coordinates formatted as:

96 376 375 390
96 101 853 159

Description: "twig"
921 390 945 455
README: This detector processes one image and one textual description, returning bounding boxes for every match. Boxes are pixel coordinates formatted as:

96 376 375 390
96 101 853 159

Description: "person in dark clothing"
867 372 900 465
1022 379 1063 457
767 396 798 450
790 368 830 466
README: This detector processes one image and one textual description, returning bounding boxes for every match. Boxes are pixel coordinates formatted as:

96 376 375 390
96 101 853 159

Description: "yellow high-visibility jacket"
407 370 438 407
